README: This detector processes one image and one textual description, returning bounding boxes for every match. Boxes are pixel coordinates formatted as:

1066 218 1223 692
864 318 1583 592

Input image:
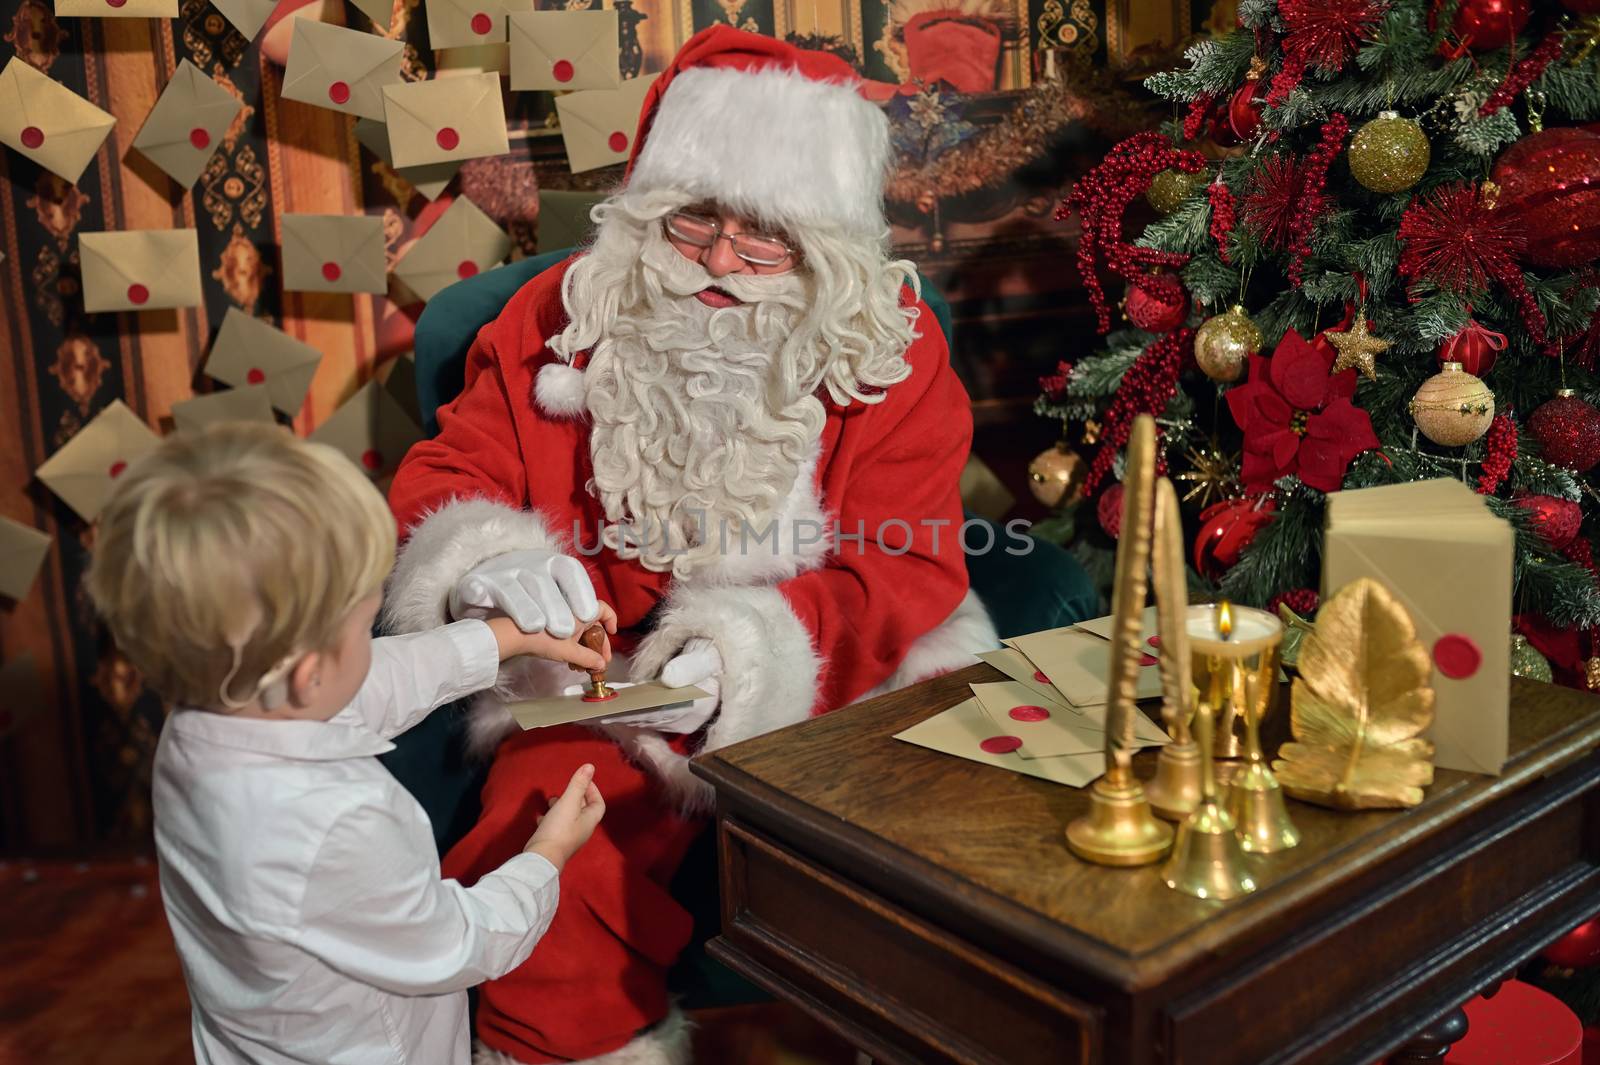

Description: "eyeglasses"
663 212 795 268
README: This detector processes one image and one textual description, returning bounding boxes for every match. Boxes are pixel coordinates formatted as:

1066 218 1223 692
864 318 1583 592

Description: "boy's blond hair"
85 422 397 710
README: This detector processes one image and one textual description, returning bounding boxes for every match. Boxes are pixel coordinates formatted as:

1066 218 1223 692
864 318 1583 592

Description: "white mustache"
640 227 807 307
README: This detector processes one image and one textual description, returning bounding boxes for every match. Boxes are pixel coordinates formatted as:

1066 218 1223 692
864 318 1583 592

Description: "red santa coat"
385 256 997 800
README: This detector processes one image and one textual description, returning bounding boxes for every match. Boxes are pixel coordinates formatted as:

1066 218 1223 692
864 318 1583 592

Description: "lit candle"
1186 601 1283 659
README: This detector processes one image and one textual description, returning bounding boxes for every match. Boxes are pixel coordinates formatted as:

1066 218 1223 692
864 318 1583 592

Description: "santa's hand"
561 680 712 734
586 639 723 734
449 549 598 639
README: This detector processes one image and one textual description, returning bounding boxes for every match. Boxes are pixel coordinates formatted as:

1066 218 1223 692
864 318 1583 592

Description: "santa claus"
384 26 997 1065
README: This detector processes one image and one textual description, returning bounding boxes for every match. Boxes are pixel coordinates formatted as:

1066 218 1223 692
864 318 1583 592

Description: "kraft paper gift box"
0 58 115 184
0 517 52 602
392 196 510 302
308 380 423 481
206 307 324 416
1322 478 1513 776
429 0 530 51
210 0 278 39
80 230 202 313
280 214 387 295
354 118 460 202
510 10 620 92
171 385 277 434
554 75 656 174
35 400 161 523
55 0 176 19
281 18 403 122
132 60 244 188
383 74 508 169
536 189 604 253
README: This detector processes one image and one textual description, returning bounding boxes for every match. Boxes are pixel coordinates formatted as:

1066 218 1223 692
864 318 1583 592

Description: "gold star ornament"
1326 316 1392 381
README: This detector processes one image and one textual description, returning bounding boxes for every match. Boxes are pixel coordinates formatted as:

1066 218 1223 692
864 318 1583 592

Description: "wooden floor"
0 855 856 1065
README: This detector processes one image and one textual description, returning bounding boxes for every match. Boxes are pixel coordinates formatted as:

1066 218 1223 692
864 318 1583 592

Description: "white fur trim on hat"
627 65 890 237
534 361 587 419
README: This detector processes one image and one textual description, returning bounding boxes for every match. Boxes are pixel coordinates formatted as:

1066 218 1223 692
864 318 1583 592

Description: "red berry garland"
1208 179 1237 264
1269 588 1320 616
1480 30 1565 118
1184 93 1215 141
1476 413 1517 494
1084 327 1194 492
1038 359 1072 402
1287 113 1349 286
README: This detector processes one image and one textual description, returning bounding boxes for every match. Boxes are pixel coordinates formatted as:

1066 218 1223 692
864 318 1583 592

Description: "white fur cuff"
859 589 998 701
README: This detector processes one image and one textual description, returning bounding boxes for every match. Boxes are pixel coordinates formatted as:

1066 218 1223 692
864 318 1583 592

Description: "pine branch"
1219 492 1323 605
1136 193 1212 254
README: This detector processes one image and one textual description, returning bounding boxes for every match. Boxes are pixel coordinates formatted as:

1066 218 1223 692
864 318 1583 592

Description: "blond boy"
86 423 611 1065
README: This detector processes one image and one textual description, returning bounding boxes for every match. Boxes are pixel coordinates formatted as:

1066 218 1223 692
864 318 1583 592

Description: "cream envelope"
80 229 202 313
1007 627 1164 707
508 682 710 730
554 74 656 174
132 60 244 188
211 0 278 38
206 307 324 416
281 17 403 121
0 58 116 184
393 196 510 302
429 0 530 50
968 681 1102 756
510 10 620 92
353 118 460 202
1323 489 1512 777
383 74 508 169
280 214 387 294
0 517 52 602
171 385 277 434
894 698 1105 788
1073 606 1159 644
383 351 422 426
976 647 1075 709
308 380 423 481
35 400 161 522
55 0 175 18
536 189 604 253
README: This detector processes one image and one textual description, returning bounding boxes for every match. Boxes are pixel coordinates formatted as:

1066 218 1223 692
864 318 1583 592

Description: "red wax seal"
189 127 211 150
127 283 150 305
108 460 128 478
581 690 620 703
456 260 478 279
980 735 1023 754
246 367 265 385
1032 670 1049 684
107 0 127 8
360 449 383 472
553 59 574 82
436 127 460 151
608 131 627 153
470 11 492 34
1147 634 1162 648
20 126 44 149
328 81 351 105
321 262 342 283
1009 705 1050 723
1138 652 1159 667
1434 634 1482 679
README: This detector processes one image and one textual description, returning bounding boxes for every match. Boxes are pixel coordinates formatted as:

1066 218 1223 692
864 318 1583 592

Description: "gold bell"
1160 700 1256 899
1225 665 1299 854
1146 740 1204 822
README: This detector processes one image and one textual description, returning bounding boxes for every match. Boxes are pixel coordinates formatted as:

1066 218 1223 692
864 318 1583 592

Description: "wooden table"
690 667 1600 1065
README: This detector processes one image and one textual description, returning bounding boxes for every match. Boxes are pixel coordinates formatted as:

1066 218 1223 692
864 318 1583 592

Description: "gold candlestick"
1066 415 1174 866
1160 668 1257 899
1226 655 1300 853
1146 478 1201 822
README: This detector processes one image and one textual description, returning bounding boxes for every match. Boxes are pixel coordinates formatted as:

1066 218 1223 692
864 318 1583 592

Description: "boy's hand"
525 764 605 870
488 602 618 671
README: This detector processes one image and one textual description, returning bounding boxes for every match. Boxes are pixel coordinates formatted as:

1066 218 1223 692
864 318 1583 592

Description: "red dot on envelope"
1147 634 1162 649
126 283 149 305
1434 634 1482 679
20 126 44 149
456 260 478 280
1032 670 1049 684
188 127 210 150
108 460 127 479
328 81 351 105
321 262 342 282
608 131 628 153
246 367 265 385
553 59 575 82
360 449 383 472
1009 705 1050 723
436 127 460 151
1139 652 1159 666
980 735 1022 754
470 11 492 34
107 0 127 8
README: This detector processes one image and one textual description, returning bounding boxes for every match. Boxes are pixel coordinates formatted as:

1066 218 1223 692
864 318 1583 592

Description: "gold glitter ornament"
1194 305 1262 382
1028 444 1088 508
1326 316 1392 381
1348 111 1431 194
1408 362 1495 446
1146 168 1206 215
1509 634 1552 684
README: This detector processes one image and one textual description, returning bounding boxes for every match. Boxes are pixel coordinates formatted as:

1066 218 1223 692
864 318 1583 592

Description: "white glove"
449 549 598 639
582 639 723 734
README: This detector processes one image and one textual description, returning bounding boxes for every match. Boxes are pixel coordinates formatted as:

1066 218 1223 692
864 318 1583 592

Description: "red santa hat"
624 26 892 239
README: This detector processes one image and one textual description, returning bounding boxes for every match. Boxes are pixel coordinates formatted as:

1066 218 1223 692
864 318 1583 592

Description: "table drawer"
715 818 1102 1065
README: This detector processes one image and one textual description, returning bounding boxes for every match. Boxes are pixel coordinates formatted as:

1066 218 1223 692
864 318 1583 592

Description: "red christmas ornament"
1281 0 1384 71
1432 0 1530 53
1097 483 1125 538
1529 391 1600 473
1125 277 1188 332
1193 497 1277 578
1209 109 1241 149
1225 328 1380 493
1543 916 1600 968
1269 587 1320 616
1514 492 1583 549
1561 0 1600 11
1242 155 1308 251
1491 128 1600 269
1439 317 1508 377
1477 413 1517 494
1228 79 1264 141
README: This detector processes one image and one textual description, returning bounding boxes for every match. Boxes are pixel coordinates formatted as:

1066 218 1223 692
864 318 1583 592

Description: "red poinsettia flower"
1225 328 1380 493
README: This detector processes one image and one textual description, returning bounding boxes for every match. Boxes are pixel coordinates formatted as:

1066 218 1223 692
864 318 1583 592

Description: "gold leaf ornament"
1272 578 1437 810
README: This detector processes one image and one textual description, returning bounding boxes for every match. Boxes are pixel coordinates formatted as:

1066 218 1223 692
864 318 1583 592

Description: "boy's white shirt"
153 620 557 1065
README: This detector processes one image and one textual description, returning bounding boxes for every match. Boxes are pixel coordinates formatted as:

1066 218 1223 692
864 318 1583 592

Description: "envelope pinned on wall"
280 213 387 295
554 74 656 174
280 16 403 122
0 517 52 603
54 0 176 19
206 307 324 417
132 60 244 188
80 229 202 314
210 0 279 39
510 10 620 92
308 380 423 482
35 400 162 523
171 385 278 434
0 57 116 184
353 118 460 202
536 189 604 254
383 74 508 169
393 196 510 303
428 0 530 50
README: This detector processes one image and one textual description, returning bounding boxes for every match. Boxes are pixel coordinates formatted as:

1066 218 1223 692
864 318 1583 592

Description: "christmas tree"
1035 0 1600 688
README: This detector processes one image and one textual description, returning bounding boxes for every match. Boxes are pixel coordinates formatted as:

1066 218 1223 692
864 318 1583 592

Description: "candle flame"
1218 599 1234 640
